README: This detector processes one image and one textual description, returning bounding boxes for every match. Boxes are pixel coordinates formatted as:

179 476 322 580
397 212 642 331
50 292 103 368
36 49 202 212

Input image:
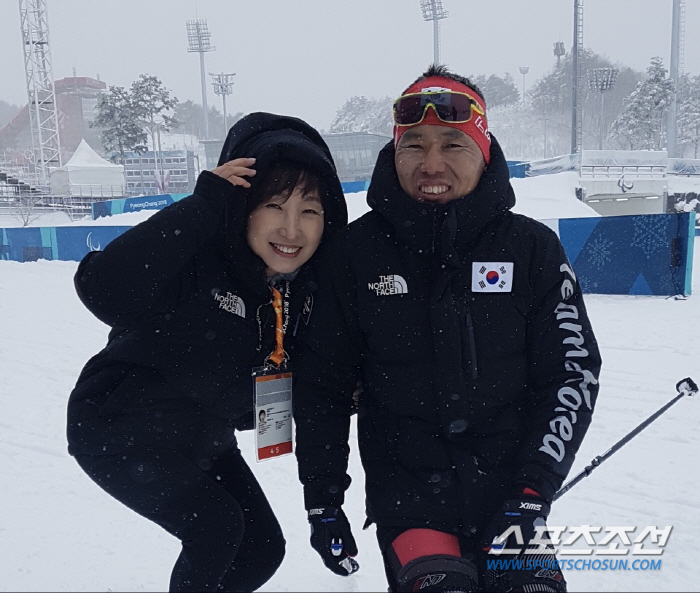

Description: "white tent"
50 140 125 197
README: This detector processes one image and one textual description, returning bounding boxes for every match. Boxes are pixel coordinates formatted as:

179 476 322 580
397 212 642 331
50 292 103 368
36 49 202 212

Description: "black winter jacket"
67 112 347 458
294 135 601 535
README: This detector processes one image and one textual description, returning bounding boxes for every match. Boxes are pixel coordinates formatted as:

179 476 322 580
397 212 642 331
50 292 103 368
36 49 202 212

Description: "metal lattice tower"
19 0 62 186
420 0 449 66
186 20 215 141
571 0 584 155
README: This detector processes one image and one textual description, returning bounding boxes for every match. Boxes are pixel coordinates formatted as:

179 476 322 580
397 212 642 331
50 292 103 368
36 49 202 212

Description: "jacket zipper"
464 307 478 381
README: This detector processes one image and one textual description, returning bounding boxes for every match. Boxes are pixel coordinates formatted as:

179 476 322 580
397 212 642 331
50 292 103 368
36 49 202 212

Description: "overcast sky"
1 1 699 134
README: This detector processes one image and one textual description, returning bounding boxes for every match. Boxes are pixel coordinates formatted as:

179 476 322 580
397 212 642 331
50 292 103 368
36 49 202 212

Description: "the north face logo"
214 291 246 318
368 275 408 296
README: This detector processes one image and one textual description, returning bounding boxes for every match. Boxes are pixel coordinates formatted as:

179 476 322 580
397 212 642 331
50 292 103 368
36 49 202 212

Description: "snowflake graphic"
587 236 613 269
630 217 668 260
578 274 594 293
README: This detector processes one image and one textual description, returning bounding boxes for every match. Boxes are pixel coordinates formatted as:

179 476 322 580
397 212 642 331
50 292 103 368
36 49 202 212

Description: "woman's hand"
212 157 257 188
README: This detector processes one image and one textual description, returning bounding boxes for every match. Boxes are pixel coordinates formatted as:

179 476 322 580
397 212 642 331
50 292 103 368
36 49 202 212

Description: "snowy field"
1 174 700 592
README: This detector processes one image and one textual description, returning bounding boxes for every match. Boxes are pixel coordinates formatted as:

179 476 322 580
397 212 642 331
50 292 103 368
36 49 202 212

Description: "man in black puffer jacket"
294 65 602 592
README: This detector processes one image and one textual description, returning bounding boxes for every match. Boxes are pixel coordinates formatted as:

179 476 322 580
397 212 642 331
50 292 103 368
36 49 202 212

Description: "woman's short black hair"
246 160 326 214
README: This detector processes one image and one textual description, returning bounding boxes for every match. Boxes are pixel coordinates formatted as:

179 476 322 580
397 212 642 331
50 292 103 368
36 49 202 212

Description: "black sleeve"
293 237 362 510
516 230 603 502
74 172 234 328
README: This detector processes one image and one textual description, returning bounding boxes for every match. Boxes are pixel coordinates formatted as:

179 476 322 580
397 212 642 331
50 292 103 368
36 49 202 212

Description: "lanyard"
266 281 291 368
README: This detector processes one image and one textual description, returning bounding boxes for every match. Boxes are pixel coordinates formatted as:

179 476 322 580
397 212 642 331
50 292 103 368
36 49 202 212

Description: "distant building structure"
198 131 390 185
120 150 198 196
322 132 391 183
0 74 106 183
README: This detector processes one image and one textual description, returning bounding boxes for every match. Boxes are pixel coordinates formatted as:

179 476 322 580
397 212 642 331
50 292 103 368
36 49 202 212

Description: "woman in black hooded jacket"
66 112 347 592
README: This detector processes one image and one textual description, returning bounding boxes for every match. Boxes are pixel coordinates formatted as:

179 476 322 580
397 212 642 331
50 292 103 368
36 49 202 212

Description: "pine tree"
610 57 673 150
469 74 519 108
91 85 148 164
329 96 393 136
678 74 700 158
130 75 179 157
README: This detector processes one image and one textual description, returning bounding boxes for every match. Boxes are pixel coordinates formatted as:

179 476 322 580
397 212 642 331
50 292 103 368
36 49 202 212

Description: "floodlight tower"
553 41 566 67
519 66 529 105
587 67 618 150
19 0 62 186
420 0 449 66
210 72 235 139
571 0 584 155
667 0 685 158
186 19 215 141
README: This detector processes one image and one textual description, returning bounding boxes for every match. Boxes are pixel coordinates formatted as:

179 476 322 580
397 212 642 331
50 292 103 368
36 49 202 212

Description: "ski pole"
553 377 697 501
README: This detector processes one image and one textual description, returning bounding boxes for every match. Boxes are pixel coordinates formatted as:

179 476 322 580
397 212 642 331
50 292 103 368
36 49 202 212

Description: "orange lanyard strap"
268 285 286 366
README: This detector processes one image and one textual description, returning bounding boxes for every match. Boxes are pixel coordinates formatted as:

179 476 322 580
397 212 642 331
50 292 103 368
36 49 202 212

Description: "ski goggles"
393 90 485 127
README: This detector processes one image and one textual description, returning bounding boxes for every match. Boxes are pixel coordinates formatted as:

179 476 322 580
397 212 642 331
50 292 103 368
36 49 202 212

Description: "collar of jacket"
366 133 516 266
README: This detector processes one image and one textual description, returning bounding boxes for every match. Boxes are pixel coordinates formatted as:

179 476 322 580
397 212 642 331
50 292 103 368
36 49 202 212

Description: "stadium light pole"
519 66 530 105
186 20 215 141
420 0 449 65
210 72 235 140
587 67 618 150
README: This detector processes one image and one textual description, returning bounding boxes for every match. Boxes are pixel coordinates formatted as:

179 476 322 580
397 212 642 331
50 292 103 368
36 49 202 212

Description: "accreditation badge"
252 366 293 462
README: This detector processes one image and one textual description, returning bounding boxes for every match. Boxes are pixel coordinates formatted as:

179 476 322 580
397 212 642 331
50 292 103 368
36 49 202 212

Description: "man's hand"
307 506 359 576
481 493 552 553
211 157 256 188
481 493 567 591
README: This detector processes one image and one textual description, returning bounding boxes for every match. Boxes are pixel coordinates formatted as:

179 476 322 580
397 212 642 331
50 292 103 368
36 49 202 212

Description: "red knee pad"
392 528 462 565
391 530 478 592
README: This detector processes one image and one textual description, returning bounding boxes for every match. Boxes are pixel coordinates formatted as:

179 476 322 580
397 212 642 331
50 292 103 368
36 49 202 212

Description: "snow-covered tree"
678 74 700 158
469 73 519 108
610 57 673 150
329 96 393 136
174 99 243 140
130 74 179 156
91 85 148 164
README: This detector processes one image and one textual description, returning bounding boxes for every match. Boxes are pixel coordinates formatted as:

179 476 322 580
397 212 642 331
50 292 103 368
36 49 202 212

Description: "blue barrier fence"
552 212 694 296
90 185 369 219
1 212 694 296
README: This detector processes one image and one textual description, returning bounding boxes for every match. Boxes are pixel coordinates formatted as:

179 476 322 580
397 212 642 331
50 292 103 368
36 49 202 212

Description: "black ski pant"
74 444 285 592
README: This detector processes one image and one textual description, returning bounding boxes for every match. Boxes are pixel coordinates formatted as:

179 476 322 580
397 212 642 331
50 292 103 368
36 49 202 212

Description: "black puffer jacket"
67 112 347 458
294 135 601 536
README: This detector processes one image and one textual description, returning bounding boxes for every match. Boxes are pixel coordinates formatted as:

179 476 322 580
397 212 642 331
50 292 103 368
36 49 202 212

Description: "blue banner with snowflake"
558 212 694 296
0 212 694 296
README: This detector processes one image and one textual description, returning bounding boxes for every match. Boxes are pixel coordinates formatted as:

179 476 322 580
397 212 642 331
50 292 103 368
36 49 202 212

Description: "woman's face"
247 187 325 276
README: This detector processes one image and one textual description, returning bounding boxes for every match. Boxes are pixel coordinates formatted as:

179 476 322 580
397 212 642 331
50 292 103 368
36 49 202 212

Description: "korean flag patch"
472 262 514 293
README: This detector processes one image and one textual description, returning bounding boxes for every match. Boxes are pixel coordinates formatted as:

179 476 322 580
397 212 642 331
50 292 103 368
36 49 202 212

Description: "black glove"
307 506 359 576
481 494 552 553
481 494 566 593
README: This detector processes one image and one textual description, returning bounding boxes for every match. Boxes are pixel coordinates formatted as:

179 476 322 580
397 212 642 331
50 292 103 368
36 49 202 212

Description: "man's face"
394 125 486 204
246 187 325 276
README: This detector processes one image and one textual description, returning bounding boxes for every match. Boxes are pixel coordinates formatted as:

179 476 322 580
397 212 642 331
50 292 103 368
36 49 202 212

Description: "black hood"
213 112 348 287
366 133 515 262
218 111 347 240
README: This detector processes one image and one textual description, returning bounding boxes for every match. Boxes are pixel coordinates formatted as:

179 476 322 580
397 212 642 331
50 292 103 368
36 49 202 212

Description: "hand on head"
212 157 257 188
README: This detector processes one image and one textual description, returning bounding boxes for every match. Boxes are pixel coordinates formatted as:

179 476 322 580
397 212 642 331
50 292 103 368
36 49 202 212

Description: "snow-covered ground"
1 174 700 592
